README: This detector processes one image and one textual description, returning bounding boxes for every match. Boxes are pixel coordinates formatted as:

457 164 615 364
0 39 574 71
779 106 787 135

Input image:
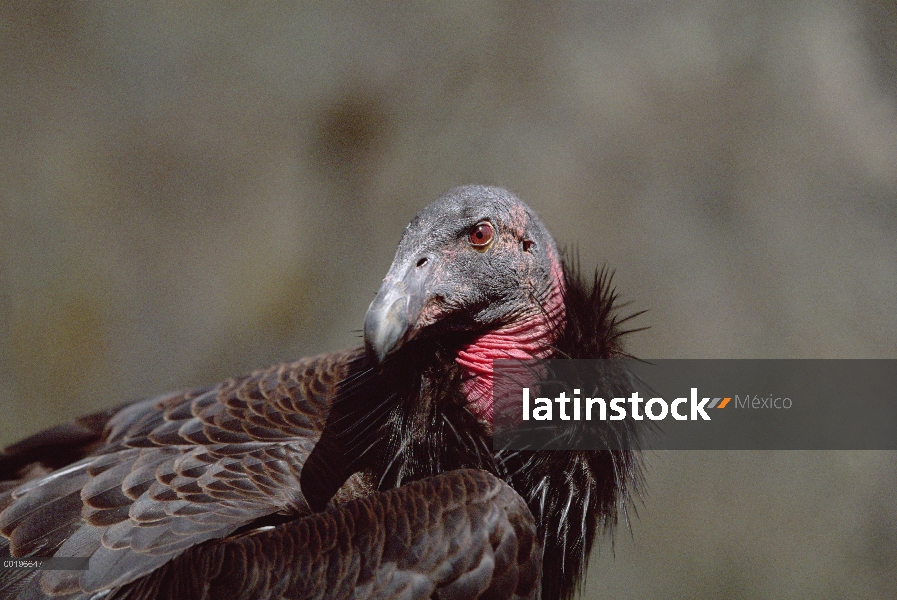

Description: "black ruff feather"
304 257 647 600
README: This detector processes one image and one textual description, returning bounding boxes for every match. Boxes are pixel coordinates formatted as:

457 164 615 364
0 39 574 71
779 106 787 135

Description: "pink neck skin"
455 259 566 423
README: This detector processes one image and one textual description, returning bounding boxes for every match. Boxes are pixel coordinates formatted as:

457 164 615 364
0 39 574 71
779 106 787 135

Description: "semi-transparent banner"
492 360 897 450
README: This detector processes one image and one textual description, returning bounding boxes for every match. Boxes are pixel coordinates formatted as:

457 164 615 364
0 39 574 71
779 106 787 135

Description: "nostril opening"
416 257 428 267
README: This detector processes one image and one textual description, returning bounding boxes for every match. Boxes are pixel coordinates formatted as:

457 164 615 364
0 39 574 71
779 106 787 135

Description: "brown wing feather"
0 349 361 598
108 470 541 600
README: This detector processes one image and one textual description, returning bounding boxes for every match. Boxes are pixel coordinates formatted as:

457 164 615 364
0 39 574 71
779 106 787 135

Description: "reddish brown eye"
468 222 494 249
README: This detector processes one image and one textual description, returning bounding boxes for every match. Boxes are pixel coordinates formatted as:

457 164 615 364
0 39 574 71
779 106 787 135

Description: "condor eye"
468 221 494 250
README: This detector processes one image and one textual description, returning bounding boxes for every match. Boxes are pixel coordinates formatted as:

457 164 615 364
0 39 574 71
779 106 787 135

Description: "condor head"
363 185 566 369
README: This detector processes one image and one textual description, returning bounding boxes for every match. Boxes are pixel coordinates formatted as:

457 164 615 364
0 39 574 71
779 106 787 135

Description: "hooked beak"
363 257 433 364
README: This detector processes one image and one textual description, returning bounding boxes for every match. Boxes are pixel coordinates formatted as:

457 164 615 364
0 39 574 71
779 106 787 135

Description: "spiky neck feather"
386 260 642 600
495 262 643 600
310 259 643 600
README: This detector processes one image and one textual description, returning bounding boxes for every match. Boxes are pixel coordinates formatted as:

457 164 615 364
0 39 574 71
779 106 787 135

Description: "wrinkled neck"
455 268 566 423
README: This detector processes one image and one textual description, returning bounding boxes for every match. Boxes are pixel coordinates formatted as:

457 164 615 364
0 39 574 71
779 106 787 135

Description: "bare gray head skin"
364 185 564 364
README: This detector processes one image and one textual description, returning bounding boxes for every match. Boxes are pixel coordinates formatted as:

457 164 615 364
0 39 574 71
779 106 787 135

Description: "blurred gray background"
1 2 895 598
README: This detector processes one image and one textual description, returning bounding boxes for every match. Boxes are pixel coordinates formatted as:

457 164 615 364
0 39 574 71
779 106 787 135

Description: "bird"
0 185 644 600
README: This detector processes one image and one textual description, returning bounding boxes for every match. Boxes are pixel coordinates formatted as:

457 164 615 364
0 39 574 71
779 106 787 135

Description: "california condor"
0 185 643 600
